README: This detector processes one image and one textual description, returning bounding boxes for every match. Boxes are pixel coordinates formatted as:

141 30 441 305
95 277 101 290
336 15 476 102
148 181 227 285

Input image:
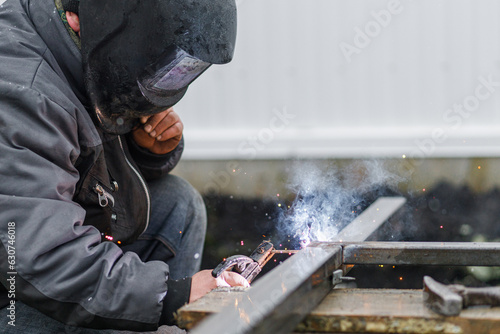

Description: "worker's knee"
148 174 207 233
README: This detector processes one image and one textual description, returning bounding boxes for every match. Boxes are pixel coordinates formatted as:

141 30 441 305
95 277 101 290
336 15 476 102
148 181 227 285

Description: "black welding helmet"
77 0 237 134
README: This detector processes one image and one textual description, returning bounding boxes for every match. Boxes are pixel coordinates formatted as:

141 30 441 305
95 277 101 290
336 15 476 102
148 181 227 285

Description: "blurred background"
173 0 500 287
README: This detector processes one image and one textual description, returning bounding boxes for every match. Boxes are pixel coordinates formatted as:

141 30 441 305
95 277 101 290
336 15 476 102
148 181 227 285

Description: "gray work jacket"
0 0 187 330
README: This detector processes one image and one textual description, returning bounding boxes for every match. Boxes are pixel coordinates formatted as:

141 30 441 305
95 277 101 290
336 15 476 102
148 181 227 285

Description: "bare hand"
189 270 250 303
132 108 183 155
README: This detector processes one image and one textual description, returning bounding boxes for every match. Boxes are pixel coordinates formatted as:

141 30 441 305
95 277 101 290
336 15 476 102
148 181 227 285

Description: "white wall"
175 0 500 160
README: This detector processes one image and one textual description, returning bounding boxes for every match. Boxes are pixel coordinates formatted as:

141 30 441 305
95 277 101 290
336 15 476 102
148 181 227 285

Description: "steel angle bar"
333 197 407 242
341 241 500 266
331 196 406 277
190 197 406 334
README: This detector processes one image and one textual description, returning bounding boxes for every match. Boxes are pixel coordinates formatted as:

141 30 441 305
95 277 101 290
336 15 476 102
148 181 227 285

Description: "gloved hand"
189 269 250 303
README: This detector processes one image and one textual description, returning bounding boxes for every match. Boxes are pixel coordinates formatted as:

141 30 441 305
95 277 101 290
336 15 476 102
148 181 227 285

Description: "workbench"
177 287 500 334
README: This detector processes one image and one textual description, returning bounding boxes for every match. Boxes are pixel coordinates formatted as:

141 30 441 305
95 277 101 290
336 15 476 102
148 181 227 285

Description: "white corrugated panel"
175 0 500 160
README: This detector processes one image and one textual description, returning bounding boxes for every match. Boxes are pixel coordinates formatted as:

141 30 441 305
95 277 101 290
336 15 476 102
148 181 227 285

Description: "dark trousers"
0 175 207 333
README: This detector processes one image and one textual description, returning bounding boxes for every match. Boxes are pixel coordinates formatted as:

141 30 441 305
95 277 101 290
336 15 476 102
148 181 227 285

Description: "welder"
0 0 247 333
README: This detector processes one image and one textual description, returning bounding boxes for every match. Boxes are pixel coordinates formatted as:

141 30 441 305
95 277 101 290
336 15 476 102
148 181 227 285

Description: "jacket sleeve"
0 86 179 330
125 133 184 180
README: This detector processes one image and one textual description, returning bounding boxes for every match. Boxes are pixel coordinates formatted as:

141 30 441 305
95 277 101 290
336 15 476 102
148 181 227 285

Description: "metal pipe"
271 250 300 254
340 241 500 266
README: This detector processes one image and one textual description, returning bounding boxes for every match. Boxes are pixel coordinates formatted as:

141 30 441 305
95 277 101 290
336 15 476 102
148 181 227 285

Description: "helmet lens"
153 56 210 91
138 46 211 105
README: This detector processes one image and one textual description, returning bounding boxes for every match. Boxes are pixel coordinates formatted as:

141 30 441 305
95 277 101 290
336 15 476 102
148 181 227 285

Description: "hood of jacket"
30 0 88 105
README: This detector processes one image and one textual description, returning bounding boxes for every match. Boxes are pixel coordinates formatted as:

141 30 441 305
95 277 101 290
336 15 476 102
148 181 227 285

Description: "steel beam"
341 241 500 266
190 197 407 334
333 197 407 242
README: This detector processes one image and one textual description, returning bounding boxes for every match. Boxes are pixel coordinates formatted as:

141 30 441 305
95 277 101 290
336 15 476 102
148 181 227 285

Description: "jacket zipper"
117 136 151 233
93 184 115 207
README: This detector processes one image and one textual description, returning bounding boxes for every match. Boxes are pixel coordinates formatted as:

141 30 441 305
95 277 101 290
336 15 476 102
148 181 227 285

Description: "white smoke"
276 160 403 247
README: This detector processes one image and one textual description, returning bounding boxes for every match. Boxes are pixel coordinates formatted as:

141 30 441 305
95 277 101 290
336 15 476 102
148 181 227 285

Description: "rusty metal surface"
187 197 407 334
178 288 500 334
340 242 500 266
297 288 500 334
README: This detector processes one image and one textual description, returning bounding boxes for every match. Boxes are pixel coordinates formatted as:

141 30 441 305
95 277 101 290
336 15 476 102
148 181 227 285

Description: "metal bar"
190 197 406 334
271 250 300 254
329 196 406 277
333 197 407 242
340 241 500 266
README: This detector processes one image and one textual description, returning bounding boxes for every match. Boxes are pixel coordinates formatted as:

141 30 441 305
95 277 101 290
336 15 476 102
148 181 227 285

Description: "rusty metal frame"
190 197 407 334
187 196 500 334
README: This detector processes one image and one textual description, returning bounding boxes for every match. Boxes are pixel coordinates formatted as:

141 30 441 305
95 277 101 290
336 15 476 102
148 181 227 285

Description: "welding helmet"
76 0 237 134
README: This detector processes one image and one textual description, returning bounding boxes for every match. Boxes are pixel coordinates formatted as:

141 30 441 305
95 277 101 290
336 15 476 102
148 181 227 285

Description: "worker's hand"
132 108 183 155
189 270 250 303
